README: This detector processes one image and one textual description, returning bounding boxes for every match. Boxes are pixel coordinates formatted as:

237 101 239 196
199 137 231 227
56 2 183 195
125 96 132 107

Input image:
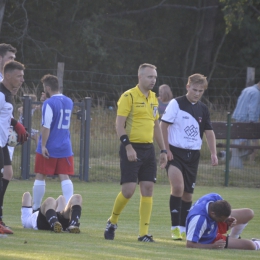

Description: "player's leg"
227 237 256 250
21 192 38 231
55 195 66 212
40 197 62 232
0 146 13 227
138 145 156 242
168 164 184 240
59 174 73 204
138 181 154 242
22 192 32 207
60 194 82 233
180 150 200 239
33 153 50 211
104 144 137 240
229 208 254 238
57 156 74 204
32 173 46 211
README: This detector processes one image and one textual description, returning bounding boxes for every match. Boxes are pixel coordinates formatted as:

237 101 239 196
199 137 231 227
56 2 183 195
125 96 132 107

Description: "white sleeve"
161 99 178 124
42 103 53 129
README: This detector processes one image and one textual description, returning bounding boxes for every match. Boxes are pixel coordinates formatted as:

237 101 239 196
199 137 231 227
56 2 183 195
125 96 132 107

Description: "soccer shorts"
37 210 70 231
3 145 12 165
34 153 74 175
166 145 200 194
21 207 39 230
119 143 157 184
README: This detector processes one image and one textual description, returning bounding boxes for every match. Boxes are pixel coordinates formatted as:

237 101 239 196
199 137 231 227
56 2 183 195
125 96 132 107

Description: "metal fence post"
83 97 91 181
21 95 32 179
224 112 231 187
77 101 85 180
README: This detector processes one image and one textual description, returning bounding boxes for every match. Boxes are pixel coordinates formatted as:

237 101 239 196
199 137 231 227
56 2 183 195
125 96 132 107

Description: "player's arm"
154 120 167 168
116 115 136 162
41 103 52 158
41 126 50 158
186 239 226 249
160 120 173 161
204 129 218 166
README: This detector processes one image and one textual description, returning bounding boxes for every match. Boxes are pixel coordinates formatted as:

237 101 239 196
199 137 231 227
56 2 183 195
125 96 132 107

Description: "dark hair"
41 74 59 91
3 60 25 73
211 200 231 218
0 43 17 57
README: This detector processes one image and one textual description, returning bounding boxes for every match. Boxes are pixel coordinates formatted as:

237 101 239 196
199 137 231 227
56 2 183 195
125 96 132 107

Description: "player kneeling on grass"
186 193 260 250
21 192 82 233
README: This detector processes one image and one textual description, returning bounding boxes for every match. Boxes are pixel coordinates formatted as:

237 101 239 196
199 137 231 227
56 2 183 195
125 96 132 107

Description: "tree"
0 0 6 33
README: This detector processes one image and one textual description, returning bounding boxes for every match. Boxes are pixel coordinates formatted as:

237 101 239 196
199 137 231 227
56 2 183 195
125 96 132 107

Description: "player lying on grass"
21 192 82 233
186 193 260 250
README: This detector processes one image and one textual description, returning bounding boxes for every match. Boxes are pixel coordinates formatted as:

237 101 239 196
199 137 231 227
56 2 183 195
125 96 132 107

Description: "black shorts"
166 145 200 194
119 143 157 184
3 145 11 165
37 209 70 231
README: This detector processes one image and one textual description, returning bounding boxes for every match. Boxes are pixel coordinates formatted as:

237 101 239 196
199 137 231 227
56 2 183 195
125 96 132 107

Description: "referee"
104 63 167 242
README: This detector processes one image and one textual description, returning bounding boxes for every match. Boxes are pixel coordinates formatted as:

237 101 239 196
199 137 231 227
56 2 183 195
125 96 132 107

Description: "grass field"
1 180 260 259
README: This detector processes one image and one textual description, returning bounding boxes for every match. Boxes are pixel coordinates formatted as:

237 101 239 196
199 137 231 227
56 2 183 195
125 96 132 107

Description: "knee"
22 192 32 207
247 208 254 221
70 194 82 206
42 197 56 211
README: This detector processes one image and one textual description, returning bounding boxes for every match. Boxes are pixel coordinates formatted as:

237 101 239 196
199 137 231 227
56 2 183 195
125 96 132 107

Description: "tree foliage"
0 0 260 98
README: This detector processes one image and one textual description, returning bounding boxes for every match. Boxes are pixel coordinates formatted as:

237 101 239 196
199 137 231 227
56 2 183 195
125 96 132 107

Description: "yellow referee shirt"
117 85 159 143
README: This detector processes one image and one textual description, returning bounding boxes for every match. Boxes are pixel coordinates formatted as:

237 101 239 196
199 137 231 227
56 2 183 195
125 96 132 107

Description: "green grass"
1 180 260 259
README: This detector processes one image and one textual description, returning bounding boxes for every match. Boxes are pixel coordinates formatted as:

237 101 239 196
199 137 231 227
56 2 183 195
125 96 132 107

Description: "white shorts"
21 207 39 230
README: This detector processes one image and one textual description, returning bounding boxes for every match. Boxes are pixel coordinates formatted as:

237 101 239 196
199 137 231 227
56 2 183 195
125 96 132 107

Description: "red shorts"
213 222 228 243
34 153 74 175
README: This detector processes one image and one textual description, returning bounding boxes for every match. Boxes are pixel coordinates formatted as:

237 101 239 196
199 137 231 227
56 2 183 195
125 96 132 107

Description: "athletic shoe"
104 219 117 240
0 221 11 229
138 234 154 242
0 223 13 234
181 231 186 240
53 222 62 233
67 225 80 233
171 227 182 240
252 238 260 241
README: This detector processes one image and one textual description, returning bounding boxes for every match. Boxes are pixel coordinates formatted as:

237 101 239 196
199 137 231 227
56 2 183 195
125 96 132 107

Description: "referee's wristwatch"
160 149 167 154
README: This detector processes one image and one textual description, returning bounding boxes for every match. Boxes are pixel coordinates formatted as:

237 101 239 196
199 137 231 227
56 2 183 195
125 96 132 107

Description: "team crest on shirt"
153 106 158 117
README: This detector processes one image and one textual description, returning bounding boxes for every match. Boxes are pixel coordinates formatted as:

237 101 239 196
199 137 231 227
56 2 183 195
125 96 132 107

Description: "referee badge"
153 106 158 117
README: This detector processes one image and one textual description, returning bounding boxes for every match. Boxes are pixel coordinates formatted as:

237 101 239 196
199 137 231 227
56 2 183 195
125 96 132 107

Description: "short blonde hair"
187 74 208 90
138 63 157 76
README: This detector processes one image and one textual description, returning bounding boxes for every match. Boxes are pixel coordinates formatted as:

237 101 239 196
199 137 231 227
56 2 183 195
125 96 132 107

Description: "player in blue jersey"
186 193 260 250
32 74 74 212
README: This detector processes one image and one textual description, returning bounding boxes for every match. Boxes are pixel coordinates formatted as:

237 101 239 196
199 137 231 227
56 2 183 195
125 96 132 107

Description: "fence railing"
11 96 260 188
17 96 92 181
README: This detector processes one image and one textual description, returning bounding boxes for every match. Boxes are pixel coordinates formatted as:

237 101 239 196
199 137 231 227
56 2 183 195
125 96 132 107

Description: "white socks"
229 223 247 238
253 240 260 250
61 179 73 203
32 179 73 209
32 180 46 210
